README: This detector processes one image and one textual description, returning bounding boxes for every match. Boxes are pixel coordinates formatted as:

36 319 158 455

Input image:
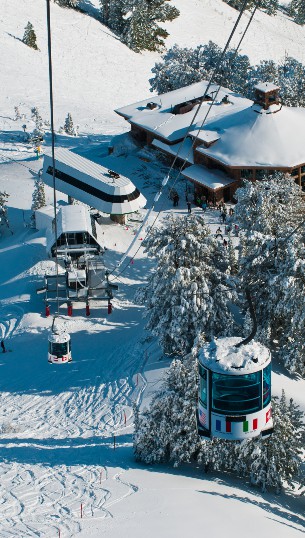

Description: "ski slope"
0 0 305 536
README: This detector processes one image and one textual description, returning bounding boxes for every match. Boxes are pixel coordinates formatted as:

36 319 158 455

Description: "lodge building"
115 81 305 203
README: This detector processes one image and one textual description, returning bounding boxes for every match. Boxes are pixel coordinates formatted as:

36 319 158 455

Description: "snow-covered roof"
42 148 146 215
46 205 103 256
48 331 70 344
152 137 194 164
196 103 305 168
198 337 271 375
182 165 236 190
254 82 280 93
57 204 92 235
115 80 251 143
189 129 220 144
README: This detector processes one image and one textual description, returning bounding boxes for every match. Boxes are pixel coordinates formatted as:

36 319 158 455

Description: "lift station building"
42 148 146 223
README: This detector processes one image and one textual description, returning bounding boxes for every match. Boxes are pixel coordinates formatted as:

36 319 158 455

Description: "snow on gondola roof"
199 337 271 375
48 331 70 344
115 80 251 143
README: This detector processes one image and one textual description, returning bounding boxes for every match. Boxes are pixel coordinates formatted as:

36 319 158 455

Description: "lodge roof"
196 103 305 168
115 80 251 144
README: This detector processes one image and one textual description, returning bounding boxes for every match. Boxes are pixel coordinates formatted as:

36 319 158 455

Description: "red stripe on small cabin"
226 421 231 433
253 418 258 430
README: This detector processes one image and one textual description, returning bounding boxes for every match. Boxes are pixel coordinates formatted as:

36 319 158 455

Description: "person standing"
187 201 192 214
1 340 6 353
173 193 179 207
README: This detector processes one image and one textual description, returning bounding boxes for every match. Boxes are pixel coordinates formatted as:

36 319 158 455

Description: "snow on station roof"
46 204 104 256
42 148 146 215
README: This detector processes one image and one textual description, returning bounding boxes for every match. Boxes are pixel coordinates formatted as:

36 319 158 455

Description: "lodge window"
240 169 254 179
291 168 299 177
256 169 272 180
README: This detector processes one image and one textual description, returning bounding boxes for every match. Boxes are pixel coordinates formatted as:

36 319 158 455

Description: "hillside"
2 0 305 138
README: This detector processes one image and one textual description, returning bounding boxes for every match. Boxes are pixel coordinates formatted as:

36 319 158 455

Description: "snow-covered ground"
0 1 305 536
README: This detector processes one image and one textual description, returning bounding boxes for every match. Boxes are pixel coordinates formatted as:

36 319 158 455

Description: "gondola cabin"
198 337 273 440
48 331 72 364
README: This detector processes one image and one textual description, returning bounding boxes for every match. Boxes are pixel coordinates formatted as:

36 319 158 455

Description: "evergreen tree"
64 113 76 135
100 0 127 34
32 176 46 212
290 0 305 25
122 0 179 52
31 107 44 135
136 214 236 355
234 174 305 376
224 0 279 15
134 355 201 465
238 392 304 492
150 42 305 107
0 192 10 230
22 22 38 50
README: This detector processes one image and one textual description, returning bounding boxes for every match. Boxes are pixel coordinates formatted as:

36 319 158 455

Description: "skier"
187 201 192 214
1 340 6 353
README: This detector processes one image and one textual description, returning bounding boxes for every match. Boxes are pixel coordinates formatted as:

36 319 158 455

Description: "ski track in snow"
0 300 161 536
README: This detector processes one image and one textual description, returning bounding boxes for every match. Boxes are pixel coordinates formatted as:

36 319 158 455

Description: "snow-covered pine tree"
234 174 305 376
32 176 46 212
22 22 38 50
0 192 10 230
149 41 250 95
290 0 305 25
223 0 278 15
238 391 305 492
31 107 44 135
100 0 127 34
134 354 201 465
136 214 236 356
64 113 76 135
122 0 179 52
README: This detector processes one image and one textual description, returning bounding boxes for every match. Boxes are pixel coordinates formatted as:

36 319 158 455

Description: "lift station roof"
42 148 146 215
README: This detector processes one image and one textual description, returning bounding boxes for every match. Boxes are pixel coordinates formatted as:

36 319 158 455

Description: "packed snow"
0 0 305 537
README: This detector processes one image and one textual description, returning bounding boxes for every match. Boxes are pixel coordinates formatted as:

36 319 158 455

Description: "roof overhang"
182 165 236 191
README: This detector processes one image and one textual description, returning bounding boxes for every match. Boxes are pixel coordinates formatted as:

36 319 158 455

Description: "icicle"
154 192 161 202
162 175 169 186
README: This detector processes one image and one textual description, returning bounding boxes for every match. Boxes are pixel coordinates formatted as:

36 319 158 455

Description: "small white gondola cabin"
46 205 103 259
197 337 273 441
48 331 72 364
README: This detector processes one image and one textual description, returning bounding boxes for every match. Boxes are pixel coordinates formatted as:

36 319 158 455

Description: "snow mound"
199 336 271 373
